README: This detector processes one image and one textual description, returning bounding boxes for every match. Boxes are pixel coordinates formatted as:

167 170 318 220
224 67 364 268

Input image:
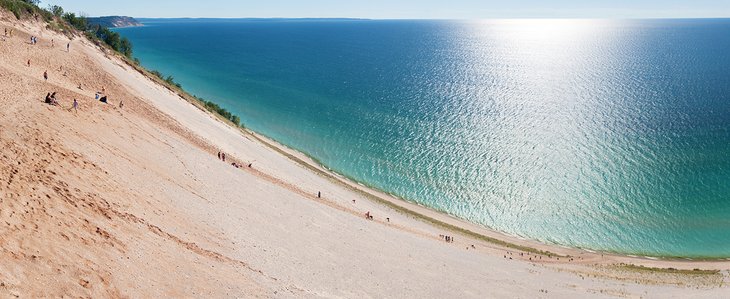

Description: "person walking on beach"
217 151 221 160
66 42 70 52
222 152 226 162
27 59 30 67
119 100 124 109
69 99 78 114
43 70 48 81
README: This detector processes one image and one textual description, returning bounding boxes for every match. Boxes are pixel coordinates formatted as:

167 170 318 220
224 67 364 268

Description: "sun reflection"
491 19 602 42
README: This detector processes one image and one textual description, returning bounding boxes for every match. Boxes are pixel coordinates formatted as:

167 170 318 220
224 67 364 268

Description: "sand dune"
1 12 729 298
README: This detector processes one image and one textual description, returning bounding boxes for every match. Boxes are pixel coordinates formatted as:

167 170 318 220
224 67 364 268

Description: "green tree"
230 115 241 126
62 12 87 30
119 37 133 57
48 4 63 17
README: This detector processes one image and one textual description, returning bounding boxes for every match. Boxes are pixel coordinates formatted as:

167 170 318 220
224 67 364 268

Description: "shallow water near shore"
117 18 730 258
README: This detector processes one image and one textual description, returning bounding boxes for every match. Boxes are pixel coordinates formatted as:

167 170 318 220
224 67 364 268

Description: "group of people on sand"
11 29 71 50
218 150 254 169
44 92 59 106
502 250 583 262
95 88 123 108
44 92 79 114
42 84 122 115
440 234 455 243
363 211 389 222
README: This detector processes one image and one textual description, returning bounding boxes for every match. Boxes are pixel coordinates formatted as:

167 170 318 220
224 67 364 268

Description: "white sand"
1 13 729 298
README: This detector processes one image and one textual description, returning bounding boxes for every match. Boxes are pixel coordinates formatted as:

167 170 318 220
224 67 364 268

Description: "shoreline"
231 119 730 266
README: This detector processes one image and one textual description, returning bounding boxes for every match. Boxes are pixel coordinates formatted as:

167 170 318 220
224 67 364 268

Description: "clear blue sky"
41 0 730 19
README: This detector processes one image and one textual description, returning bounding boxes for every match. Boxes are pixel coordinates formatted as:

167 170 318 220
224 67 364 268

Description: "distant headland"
87 16 143 28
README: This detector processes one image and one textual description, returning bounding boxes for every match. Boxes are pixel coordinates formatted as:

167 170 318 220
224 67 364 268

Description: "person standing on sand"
43 70 48 81
27 59 30 67
218 151 221 160
119 100 124 109
68 99 78 114
222 152 226 162
67 42 70 52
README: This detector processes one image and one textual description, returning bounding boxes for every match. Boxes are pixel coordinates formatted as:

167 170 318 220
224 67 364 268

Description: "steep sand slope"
1 13 728 298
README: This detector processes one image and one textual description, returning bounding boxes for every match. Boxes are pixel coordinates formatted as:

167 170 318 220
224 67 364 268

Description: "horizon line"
112 16 730 21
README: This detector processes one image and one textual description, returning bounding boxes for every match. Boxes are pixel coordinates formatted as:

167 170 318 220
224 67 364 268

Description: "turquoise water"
117 19 730 258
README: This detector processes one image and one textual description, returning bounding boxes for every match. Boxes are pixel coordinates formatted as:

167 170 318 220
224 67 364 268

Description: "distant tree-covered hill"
87 16 142 28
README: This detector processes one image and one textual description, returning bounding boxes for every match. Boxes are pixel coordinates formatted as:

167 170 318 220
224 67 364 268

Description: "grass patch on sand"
617 263 720 275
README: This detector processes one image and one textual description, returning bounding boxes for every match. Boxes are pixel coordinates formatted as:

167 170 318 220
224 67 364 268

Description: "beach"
1 12 729 298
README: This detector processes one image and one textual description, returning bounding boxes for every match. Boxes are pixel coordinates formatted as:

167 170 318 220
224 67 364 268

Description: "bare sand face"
1 13 729 298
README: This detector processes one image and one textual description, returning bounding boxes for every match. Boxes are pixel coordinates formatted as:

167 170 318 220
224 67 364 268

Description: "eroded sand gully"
1 12 729 298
